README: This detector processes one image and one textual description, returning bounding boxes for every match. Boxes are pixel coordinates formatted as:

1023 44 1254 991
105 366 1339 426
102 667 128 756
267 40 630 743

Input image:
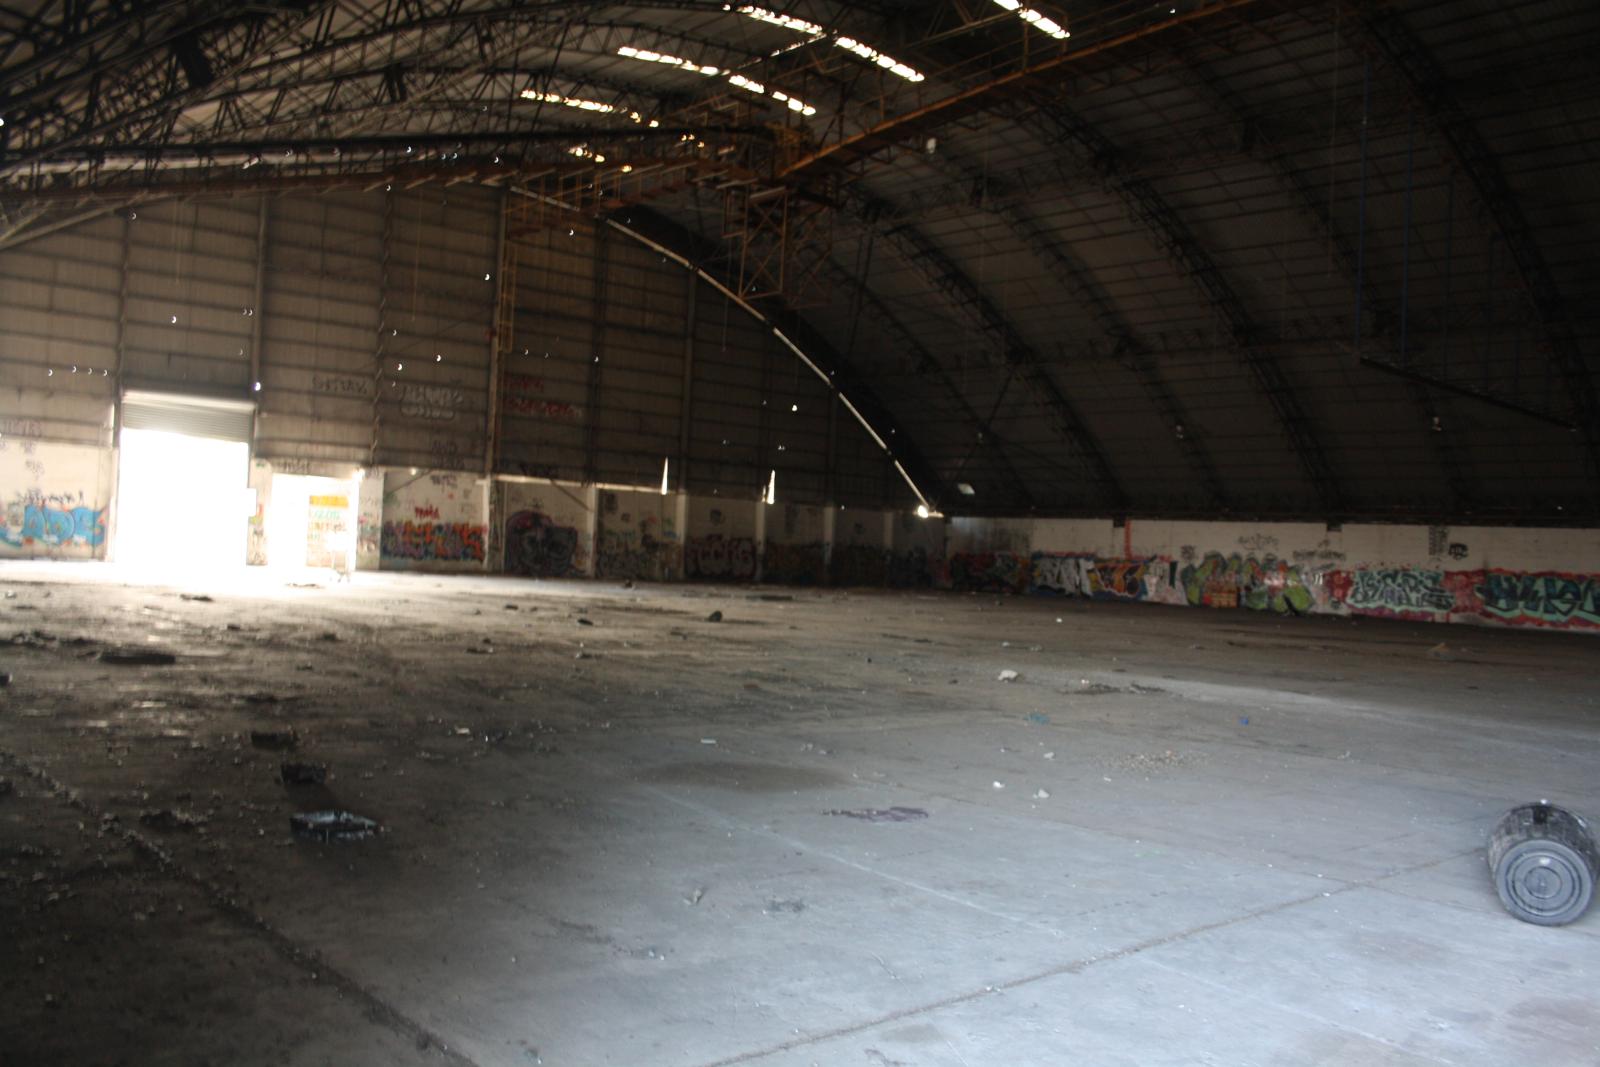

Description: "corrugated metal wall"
0 189 908 509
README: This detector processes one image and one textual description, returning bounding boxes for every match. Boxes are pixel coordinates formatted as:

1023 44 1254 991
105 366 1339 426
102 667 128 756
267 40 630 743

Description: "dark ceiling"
2 0 1597 521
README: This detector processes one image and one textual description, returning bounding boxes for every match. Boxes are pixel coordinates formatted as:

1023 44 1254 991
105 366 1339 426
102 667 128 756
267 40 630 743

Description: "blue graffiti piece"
6 505 106 547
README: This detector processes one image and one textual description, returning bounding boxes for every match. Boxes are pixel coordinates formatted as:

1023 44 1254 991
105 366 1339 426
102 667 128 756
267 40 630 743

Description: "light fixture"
990 0 1069 39
915 504 930 519
957 482 976 496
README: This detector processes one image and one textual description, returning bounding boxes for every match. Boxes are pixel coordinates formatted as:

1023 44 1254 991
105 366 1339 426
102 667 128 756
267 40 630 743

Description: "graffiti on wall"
1475 571 1600 629
381 520 485 562
505 510 580 577
1088 558 1170 601
948 552 1029 594
1030 553 1095 596
503 375 583 422
1180 553 1318 615
399 385 462 421
763 541 825 585
1332 568 1455 618
1 488 106 549
597 514 677 580
686 535 756 581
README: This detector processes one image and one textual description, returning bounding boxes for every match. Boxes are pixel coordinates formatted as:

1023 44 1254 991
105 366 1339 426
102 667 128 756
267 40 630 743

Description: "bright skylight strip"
834 36 925 82
731 5 824 36
728 4 925 82
617 43 817 116
990 0 1069 39
520 90 619 113
616 45 722 76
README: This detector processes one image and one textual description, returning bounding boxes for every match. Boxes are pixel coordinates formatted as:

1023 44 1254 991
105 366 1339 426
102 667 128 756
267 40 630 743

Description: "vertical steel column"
248 198 269 448
677 264 696 493
485 190 511 479
582 224 607 485
1400 114 1414 365
1353 59 1371 357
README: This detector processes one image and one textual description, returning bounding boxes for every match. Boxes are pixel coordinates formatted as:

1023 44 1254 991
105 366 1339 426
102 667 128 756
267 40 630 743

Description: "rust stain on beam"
780 0 1263 180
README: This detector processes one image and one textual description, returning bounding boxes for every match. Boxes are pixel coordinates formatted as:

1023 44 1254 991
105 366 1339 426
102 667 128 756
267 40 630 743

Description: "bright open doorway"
116 428 251 573
266 474 357 578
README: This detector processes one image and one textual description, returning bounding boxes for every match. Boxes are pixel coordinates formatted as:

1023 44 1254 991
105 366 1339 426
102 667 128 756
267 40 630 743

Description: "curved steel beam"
1013 93 1344 514
839 188 1128 511
1172 47 1473 512
1353 6 1600 501
599 202 945 510
813 256 1038 513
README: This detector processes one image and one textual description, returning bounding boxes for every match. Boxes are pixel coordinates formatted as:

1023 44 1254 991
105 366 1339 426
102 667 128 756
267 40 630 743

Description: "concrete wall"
597 487 680 581
498 478 593 578
684 494 759 582
944 515 1600 633
378 469 487 571
0 438 114 559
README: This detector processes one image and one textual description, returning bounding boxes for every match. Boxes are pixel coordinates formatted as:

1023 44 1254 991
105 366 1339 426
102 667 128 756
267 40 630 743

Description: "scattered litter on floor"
1239 716 1250 725
138 808 206 831
1033 789 1050 800
1027 712 1049 724
825 807 928 822
249 728 297 750
1043 751 1056 759
997 669 1019 682
290 810 379 842
178 594 213 603
577 618 595 627
707 610 724 623
505 603 520 610
992 781 1006 790
684 887 705 906
279 761 327 785
700 738 717 745
99 648 176 666
467 645 493 654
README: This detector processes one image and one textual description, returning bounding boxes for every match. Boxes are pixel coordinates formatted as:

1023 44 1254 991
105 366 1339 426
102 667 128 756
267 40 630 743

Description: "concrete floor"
1 562 1596 1067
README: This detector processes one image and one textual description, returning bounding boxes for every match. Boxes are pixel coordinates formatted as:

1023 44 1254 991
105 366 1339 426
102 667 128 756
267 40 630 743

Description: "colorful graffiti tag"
505 510 580 577
0 503 106 548
380 520 485 563
686 535 757 581
1333 568 1455 619
1475 570 1600 629
1088 558 1169 601
1180 553 1316 615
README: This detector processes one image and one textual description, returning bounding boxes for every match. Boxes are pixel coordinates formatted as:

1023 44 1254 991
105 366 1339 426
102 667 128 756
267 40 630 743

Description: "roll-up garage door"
121 391 254 442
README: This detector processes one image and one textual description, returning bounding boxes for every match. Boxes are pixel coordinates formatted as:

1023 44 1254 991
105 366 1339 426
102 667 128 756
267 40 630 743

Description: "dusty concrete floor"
1 562 1596 1067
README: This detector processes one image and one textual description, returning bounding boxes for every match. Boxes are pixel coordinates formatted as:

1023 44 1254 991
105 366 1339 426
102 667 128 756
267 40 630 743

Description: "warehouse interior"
1 1 1597 1064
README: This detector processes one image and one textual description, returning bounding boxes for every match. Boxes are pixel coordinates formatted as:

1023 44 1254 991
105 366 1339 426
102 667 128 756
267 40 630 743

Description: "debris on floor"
997 669 1019 682
138 808 206 831
1427 641 1456 662
290 810 380 842
825 807 928 822
706 610 723 623
279 761 328 785
99 648 177 666
992 781 1005 790
178 594 213 603
1026 712 1049 724
577 618 595 627
1033 789 1050 800
249 727 298 750
683 887 704 906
